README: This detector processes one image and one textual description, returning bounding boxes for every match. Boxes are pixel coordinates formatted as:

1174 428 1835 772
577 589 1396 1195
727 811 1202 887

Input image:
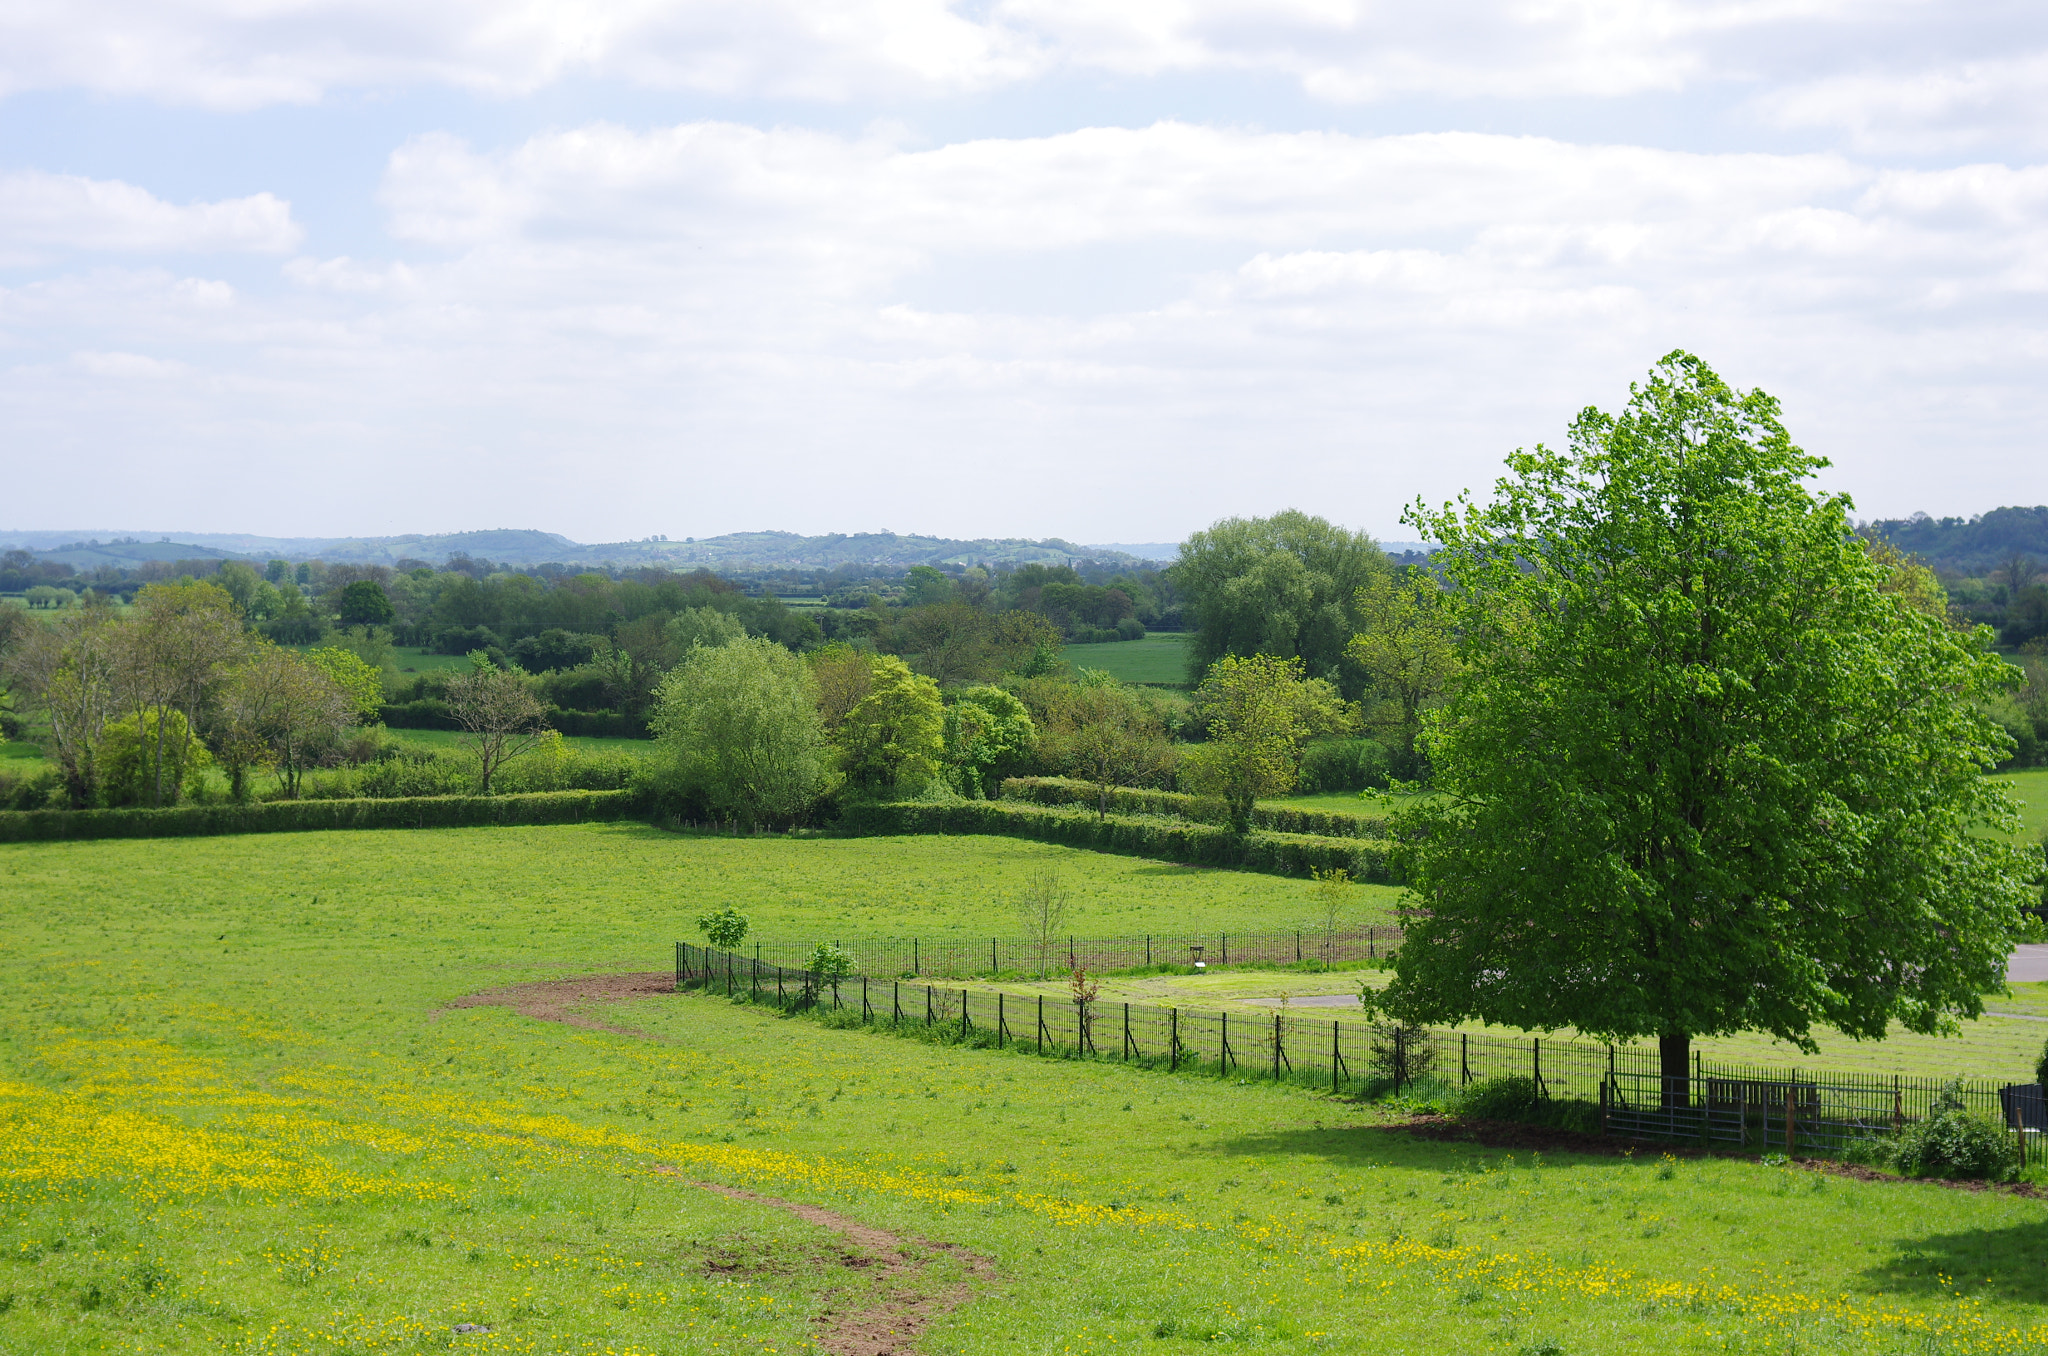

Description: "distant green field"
1062 631 1191 686
390 646 470 673
2004 766 2048 843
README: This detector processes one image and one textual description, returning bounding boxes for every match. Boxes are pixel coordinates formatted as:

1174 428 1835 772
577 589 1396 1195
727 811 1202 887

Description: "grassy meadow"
6 824 2048 1354
1060 632 1192 687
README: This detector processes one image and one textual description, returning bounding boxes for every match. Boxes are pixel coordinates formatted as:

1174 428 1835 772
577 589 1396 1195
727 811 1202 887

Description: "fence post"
892 980 900 1026
998 992 1006 1048
1147 935 1152 967
1600 1078 1608 1136
675 942 682 991
961 989 970 1035
1295 931 1301 964
1222 934 1228 965
1894 1076 1902 1133
1332 1021 1340 1095
1037 995 1045 1054
1394 1028 1405 1093
777 968 784 1004
1070 936 1076 969
1534 1038 1543 1099
913 939 919 975
1170 1008 1179 1072
992 938 997 974
1787 1079 1797 1156
1462 1033 1469 1086
862 977 870 1023
1272 1013 1281 1080
926 986 934 1027
1221 1012 1231 1075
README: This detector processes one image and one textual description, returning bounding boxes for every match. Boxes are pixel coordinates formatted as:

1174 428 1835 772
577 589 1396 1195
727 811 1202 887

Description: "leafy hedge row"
379 700 649 739
997 776 1392 840
839 798 1393 880
0 789 644 843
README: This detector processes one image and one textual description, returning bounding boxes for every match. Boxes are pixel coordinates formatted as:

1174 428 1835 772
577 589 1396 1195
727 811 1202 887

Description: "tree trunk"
1659 1032 1690 1111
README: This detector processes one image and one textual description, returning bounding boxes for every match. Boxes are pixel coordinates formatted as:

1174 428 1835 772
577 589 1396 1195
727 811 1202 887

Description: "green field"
6 825 2048 1355
391 647 473 673
1062 631 1192 686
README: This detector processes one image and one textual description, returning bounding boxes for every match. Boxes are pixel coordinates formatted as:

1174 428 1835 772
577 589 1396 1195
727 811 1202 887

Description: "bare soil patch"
655 1171 994 1356
446 971 677 1038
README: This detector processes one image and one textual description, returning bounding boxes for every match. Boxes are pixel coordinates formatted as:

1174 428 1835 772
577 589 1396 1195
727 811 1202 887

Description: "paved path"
2012 945 2048 983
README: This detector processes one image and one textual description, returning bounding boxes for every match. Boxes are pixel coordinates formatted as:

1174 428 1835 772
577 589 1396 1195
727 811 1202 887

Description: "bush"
1452 1076 1601 1133
510 629 602 673
1296 738 1392 794
1890 1081 2020 1181
432 625 502 656
0 789 644 842
0 762 62 811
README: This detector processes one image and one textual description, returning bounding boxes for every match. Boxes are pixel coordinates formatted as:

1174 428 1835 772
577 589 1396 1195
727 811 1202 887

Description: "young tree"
1013 867 1072 978
446 654 552 795
1377 352 2037 1105
116 579 247 808
1183 654 1344 831
650 636 832 826
944 685 1036 798
697 906 750 951
305 646 385 721
809 643 875 736
835 654 945 795
2 601 120 806
1041 677 1174 819
1307 866 1353 970
221 641 356 799
1344 570 1459 778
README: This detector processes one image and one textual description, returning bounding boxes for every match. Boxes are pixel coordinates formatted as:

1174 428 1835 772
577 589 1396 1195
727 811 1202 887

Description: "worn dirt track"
657 1172 994 1356
446 970 678 1038
451 972 997 1352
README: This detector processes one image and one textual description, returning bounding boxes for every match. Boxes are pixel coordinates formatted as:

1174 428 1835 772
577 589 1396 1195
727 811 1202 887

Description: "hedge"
0 789 644 843
838 798 1393 881
997 776 1391 839
379 701 649 739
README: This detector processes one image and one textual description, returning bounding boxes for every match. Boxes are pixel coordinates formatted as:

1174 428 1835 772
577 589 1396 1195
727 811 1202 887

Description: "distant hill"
0 528 1144 571
1864 506 2048 575
23 537 250 568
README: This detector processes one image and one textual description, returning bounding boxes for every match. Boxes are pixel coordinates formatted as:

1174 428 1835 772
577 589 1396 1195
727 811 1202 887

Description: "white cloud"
1756 54 2048 154
3 119 2042 539
2 0 2030 118
0 172 300 265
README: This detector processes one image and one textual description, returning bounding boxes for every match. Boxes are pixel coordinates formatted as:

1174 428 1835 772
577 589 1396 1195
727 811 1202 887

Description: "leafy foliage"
1889 1082 2021 1181
649 637 832 826
1383 352 2038 1089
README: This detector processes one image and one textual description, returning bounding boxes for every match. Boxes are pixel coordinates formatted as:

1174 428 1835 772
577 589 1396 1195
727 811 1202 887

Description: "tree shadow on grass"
1208 1124 1627 1173
1858 1218 2048 1306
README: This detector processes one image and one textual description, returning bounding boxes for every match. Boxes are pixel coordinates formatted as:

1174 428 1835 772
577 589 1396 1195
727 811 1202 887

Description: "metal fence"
713 925 1405 979
675 942 2034 1156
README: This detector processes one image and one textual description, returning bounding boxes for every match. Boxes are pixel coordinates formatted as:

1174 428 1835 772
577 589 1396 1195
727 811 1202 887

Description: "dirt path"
655 1170 994 1356
451 972 999 1351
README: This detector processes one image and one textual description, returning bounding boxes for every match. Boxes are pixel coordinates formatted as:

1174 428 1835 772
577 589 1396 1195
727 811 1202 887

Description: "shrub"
1890 1081 2020 1181
1296 738 1392 794
1458 1075 1540 1121
998 775 1391 840
0 762 62 811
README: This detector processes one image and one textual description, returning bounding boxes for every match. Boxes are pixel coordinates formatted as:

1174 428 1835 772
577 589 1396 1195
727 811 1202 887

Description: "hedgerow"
838 797 1392 880
998 775 1392 839
0 789 644 842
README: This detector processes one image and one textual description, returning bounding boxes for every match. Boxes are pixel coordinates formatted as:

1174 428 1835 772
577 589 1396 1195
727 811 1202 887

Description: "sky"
1 2 2043 547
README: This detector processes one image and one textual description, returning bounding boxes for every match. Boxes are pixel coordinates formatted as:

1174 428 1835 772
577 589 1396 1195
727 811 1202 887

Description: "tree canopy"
1170 510 1387 694
1377 352 2038 1097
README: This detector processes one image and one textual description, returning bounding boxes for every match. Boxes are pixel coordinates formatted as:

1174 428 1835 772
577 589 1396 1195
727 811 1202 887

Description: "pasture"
1061 631 1192 687
5 825 2048 1354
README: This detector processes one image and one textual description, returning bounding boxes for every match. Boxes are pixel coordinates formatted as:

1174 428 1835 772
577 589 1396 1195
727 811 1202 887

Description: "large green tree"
651 637 832 826
1378 352 2037 1101
1344 569 1460 778
1171 510 1387 692
834 654 945 796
